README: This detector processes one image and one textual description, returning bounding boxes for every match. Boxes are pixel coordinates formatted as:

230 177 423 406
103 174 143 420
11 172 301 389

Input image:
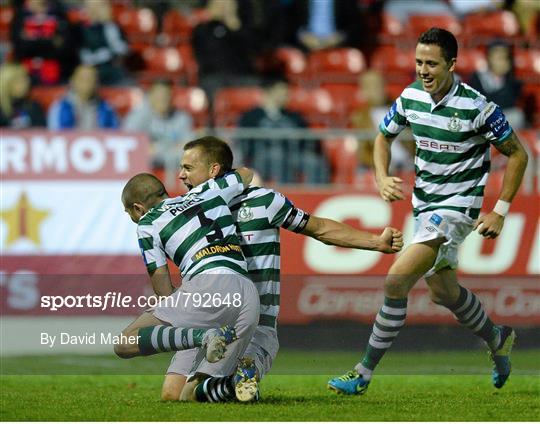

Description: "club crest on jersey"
447 113 462 132
237 204 253 222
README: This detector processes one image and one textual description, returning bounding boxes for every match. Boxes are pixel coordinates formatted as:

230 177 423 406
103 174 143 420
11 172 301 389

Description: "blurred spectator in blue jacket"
11 0 78 85
79 0 129 85
48 65 118 130
124 79 194 183
0 63 46 128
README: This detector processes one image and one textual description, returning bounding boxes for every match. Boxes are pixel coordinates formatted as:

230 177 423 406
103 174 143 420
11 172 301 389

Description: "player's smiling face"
415 43 456 103
178 147 217 190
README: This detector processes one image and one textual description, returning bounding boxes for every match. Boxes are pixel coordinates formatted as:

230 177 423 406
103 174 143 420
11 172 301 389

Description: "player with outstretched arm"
160 136 404 402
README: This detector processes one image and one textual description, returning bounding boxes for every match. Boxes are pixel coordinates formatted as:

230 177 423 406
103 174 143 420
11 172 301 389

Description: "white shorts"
153 269 260 377
412 210 474 277
166 325 279 379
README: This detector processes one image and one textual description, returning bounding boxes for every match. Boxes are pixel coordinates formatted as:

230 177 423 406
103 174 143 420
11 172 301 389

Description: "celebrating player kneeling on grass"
160 136 404 403
115 169 261 400
328 27 529 396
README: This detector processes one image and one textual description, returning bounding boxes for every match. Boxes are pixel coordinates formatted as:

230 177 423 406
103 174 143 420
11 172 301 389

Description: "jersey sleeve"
472 101 513 146
137 223 167 273
267 190 310 233
206 172 245 205
379 97 408 137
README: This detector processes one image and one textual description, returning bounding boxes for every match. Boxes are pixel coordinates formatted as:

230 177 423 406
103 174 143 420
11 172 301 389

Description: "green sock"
137 325 207 356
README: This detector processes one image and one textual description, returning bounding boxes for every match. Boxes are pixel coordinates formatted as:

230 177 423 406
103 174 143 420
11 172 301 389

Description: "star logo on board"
0 192 50 247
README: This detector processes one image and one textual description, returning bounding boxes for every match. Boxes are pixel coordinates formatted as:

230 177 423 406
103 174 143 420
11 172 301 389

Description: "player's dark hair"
122 173 168 207
184 136 233 175
417 27 458 63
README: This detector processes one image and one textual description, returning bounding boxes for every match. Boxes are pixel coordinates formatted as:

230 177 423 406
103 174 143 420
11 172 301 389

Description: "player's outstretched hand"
377 176 404 202
379 227 404 253
473 211 505 239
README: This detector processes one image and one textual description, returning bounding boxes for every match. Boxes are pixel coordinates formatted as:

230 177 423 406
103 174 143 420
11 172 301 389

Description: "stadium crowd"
0 0 538 189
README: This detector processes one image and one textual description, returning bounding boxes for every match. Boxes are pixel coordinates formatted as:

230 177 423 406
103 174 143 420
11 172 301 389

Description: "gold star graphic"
0 192 50 247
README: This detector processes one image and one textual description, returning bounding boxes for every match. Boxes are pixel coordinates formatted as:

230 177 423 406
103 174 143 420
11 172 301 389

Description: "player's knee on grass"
161 374 186 401
179 378 201 402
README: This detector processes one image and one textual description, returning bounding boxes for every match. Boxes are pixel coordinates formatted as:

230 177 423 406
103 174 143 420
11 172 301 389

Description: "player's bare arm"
301 215 403 253
373 132 404 202
474 133 529 239
148 265 174 297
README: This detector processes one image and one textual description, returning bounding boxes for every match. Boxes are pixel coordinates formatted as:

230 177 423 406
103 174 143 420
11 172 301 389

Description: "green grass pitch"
1 349 539 421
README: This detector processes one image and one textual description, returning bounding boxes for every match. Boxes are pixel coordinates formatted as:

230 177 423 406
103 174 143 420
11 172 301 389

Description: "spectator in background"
192 0 260 103
124 79 194 185
351 70 414 174
293 0 361 51
0 63 46 128
237 78 329 184
469 41 525 129
48 64 118 130
79 0 129 85
11 0 78 85
448 0 503 18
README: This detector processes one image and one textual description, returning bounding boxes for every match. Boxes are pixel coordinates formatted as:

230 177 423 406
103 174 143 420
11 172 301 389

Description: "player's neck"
431 74 454 104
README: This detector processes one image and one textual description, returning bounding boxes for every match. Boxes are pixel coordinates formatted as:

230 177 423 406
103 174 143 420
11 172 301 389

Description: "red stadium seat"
213 87 264 127
116 7 157 44
172 86 209 128
514 49 540 83
161 8 210 45
378 12 406 46
370 46 415 86
138 46 197 85
0 6 13 41
408 14 462 38
323 84 367 126
308 48 366 84
30 86 67 110
287 87 335 127
456 49 487 79
462 11 520 46
322 136 358 184
273 47 308 84
99 86 144 117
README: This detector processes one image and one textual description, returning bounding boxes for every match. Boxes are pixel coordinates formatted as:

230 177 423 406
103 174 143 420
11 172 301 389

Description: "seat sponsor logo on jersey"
237 203 253 222
418 140 461 152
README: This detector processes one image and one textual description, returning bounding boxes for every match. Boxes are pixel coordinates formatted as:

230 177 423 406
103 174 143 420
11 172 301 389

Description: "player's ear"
209 162 221 178
133 202 146 217
448 57 456 72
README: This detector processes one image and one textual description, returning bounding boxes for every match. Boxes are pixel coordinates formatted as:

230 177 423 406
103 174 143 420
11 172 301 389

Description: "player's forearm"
303 216 382 251
373 132 392 182
498 139 528 203
149 267 174 296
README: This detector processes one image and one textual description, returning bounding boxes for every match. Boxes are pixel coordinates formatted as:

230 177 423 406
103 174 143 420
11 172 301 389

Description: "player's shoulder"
232 186 279 204
399 80 431 105
453 81 490 111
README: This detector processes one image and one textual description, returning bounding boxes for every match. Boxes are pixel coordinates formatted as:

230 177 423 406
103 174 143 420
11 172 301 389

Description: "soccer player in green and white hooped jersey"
114 168 263 402
160 136 404 403
328 28 529 396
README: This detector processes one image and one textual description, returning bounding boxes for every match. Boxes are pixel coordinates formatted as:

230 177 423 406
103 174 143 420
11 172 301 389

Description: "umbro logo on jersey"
408 113 419 120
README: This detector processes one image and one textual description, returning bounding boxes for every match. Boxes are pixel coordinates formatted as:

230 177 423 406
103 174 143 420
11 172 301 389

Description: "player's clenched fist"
377 176 405 202
378 227 403 253
473 211 505 239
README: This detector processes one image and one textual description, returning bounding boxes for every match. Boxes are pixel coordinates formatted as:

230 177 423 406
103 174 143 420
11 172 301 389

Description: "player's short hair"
417 27 458 63
122 173 168 207
184 136 233 174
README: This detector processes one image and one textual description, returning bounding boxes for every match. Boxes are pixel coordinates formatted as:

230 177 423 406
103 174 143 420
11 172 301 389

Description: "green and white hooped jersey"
380 78 513 219
230 187 310 329
137 172 247 278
